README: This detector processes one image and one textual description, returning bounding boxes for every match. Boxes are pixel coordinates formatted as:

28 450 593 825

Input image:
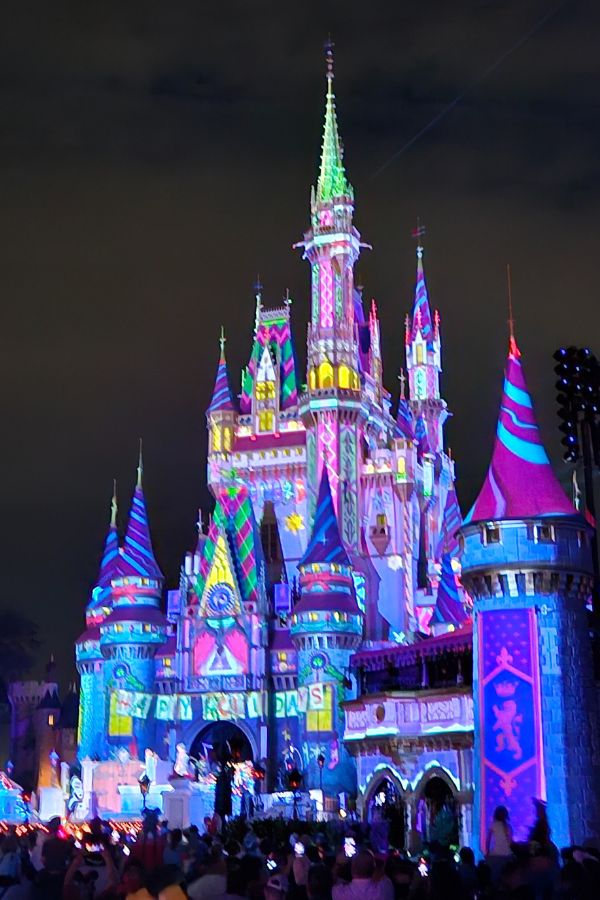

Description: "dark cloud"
1 0 599 684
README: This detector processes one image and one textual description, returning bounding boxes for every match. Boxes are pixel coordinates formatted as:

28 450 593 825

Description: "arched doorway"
190 722 255 819
417 775 459 848
367 777 406 851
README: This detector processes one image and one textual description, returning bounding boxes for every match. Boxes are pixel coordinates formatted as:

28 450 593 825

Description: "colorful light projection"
477 608 544 846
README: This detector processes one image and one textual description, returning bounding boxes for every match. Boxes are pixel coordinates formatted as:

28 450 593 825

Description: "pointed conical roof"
119 447 163 580
396 398 415 441
436 487 462 558
299 468 351 568
316 44 352 203
415 414 431 456
409 246 434 346
431 554 468 626
466 342 575 523
208 328 236 414
97 481 119 588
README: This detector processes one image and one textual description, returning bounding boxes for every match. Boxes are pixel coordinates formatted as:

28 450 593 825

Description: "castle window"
338 364 351 389
108 692 132 738
534 524 555 544
376 513 388 535
259 410 274 432
309 368 317 390
416 344 424 365
483 524 501 545
256 381 276 401
212 424 222 453
307 686 333 733
318 361 334 389
47 714 55 727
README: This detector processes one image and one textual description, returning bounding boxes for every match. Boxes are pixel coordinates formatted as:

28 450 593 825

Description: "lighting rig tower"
554 346 600 600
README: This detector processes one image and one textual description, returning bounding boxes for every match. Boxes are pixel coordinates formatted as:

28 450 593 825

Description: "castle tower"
206 328 237 487
290 470 362 795
298 43 366 550
99 449 166 758
459 336 600 851
76 482 119 759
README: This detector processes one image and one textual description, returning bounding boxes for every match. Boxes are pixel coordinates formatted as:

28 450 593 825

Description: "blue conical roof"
299 469 350 568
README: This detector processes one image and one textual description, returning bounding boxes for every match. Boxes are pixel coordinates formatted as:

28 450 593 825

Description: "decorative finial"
197 508 204 535
111 478 118 528
137 438 143 488
283 288 292 307
254 275 263 299
219 325 226 356
325 36 334 80
398 368 406 400
254 278 262 336
412 218 426 258
506 263 520 358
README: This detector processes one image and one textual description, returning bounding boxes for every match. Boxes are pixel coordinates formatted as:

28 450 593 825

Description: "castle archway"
364 771 407 851
413 770 459 848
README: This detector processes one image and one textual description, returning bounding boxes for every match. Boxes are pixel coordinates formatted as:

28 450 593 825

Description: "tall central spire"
316 40 352 203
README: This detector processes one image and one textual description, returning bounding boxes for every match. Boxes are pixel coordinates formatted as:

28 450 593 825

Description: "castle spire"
465 344 575 522
409 236 433 345
316 39 352 203
207 327 236 413
431 554 468 627
97 480 119 588
120 448 163 581
137 438 143 489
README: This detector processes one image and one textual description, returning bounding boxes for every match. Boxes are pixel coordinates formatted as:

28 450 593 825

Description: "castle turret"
460 336 600 851
290 470 362 795
207 328 237 465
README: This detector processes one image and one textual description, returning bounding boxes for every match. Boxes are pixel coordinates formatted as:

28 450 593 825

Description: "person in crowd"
187 844 227 900
63 842 118 900
307 863 333 900
117 859 154 899
163 829 185 871
332 850 394 900
485 806 513 882
456 847 478 898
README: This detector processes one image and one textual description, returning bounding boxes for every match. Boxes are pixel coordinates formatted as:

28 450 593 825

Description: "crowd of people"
0 802 598 900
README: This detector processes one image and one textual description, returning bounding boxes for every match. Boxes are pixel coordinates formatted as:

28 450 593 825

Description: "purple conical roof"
415 414 431 456
436 487 462 558
299 469 351 568
396 398 415 440
119 458 163 581
207 332 235 414
409 247 434 346
466 342 575 523
431 554 468 626
97 485 119 588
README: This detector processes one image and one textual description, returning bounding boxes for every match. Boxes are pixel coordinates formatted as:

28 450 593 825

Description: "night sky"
2 1 599 687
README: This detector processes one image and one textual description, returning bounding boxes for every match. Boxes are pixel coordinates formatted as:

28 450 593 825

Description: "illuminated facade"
73 49 598 845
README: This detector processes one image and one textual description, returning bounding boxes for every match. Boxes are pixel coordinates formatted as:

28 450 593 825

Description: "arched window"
318 361 334 388
338 364 351 389
212 424 222 452
309 368 317 390
416 344 424 365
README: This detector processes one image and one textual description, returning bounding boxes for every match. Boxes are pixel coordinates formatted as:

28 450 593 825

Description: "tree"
0 609 40 695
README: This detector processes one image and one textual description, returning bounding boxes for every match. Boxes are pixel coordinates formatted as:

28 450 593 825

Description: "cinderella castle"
66 48 600 846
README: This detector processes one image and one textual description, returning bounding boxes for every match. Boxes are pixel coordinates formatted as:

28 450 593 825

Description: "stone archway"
190 721 255 820
413 768 459 848
363 769 407 851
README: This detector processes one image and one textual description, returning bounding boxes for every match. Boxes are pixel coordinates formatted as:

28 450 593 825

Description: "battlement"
8 681 57 709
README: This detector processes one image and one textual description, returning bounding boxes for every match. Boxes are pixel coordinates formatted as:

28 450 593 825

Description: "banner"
131 693 152 719
202 692 245 721
246 692 264 719
155 695 177 721
116 691 133 717
308 683 325 711
178 695 193 721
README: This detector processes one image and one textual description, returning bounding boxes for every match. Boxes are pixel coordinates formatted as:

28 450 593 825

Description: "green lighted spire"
316 40 353 203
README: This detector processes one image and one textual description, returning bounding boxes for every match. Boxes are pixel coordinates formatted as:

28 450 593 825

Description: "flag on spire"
466 346 575 523
409 244 434 346
96 480 119 588
208 327 236 414
119 447 163 581
431 554 468 626
316 40 352 203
